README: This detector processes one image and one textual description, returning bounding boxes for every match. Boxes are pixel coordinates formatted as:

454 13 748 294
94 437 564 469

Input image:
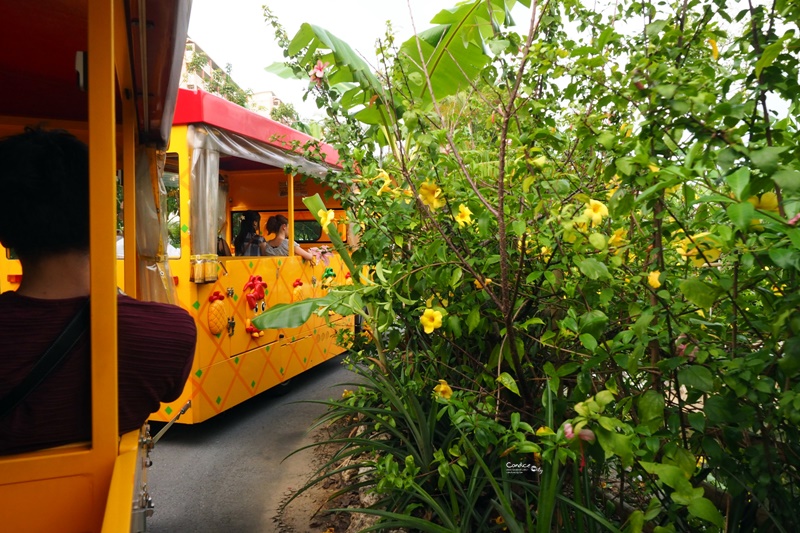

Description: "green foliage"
269 101 301 127
266 0 800 530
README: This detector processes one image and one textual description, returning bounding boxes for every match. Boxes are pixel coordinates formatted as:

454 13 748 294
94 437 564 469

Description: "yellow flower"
474 278 492 289
747 192 779 213
608 228 627 248
584 199 609 227
708 39 719 61
433 379 453 400
419 181 445 210
648 270 662 289
607 175 620 199
535 426 555 437
540 246 552 262
531 155 548 168
342 389 353 398
648 164 660 173
420 308 443 334
675 232 722 267
318 209 335 234
375 170 393 196
455 204 473 227
390 187 413 204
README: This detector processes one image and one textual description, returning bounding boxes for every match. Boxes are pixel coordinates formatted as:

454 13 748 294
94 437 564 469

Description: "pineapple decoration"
292 279 307 302
243 275 267 339
207 291 227 335
321 267 336 290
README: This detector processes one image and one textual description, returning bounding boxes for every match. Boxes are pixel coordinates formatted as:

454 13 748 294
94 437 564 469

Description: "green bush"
264 0 800 530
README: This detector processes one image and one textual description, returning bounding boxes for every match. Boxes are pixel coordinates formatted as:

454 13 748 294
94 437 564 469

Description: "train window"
116 153 181 258
5 248 18 260
164 159 181 257
229 214 323 245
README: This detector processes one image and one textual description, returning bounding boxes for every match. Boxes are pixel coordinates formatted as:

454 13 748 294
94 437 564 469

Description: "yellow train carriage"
141 89 353 424
0 1 191 531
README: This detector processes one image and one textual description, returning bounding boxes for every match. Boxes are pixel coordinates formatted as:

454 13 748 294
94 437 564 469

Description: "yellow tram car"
0 1 193 531
138 88 352 424
0 1 351 530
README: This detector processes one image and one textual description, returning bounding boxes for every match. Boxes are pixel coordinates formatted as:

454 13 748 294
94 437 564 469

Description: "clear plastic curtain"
188 126 220 283
217 180 229 241
135 147 177 304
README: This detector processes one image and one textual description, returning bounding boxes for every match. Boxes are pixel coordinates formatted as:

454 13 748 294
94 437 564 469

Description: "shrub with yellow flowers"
262 0 800 530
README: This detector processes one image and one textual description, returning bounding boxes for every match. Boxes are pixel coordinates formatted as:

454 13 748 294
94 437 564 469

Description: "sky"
187 0 530 120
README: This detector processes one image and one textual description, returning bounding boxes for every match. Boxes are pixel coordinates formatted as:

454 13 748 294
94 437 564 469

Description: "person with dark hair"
233 210 267 256
0 128 197 455
263 214 313 260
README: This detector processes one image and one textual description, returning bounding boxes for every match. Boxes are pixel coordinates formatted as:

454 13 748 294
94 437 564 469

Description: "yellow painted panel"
0 474 97 533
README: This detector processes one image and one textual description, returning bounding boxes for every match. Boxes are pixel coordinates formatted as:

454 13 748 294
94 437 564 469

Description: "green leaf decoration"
687 497 725 528
678 366 715 393
726 201 756 233
496 372 520 396
679 278 719 309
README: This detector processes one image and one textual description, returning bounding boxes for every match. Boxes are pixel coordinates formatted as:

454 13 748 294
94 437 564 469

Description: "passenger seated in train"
0 128 197 455
217 235 231 256
262 215 313 261
233 210 267 256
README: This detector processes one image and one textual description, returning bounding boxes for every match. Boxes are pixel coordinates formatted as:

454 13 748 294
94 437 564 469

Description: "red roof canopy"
173 88 341 168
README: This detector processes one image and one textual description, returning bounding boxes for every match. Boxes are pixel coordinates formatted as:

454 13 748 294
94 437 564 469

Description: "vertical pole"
88 0 119 465
288 173 295 256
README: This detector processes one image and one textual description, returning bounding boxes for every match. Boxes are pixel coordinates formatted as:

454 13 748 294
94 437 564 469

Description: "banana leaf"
250 297 334 330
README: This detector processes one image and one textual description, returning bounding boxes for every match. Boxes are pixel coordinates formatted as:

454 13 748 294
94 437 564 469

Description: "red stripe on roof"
173 88 340 168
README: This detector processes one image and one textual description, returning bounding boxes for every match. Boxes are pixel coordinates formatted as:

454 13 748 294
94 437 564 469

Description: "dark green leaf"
749 146 788 175
678 366 714 393
679 278 719 309
726 202 755 232
688 497 725 528
638 390 665 431
725 167 750 200
772 168 800 192
578 258 611 280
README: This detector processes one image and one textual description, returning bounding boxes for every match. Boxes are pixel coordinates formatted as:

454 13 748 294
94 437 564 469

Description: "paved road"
146 355 356 533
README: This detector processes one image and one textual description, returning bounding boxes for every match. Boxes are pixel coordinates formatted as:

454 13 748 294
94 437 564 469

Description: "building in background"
249 90 284 118
181 38 282 115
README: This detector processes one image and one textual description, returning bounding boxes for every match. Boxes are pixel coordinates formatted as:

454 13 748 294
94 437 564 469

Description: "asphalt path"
146 354 356 532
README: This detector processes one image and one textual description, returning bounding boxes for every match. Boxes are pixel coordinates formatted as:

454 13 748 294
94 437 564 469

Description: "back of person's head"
0 127 89 260
241 210 261 232
266 214 288 235
233 210 261 254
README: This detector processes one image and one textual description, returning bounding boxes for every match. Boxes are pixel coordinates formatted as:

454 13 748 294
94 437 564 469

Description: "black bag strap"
0 299 90 418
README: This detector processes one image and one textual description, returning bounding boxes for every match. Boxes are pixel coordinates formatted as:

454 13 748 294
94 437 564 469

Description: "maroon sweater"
0 292 196 455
